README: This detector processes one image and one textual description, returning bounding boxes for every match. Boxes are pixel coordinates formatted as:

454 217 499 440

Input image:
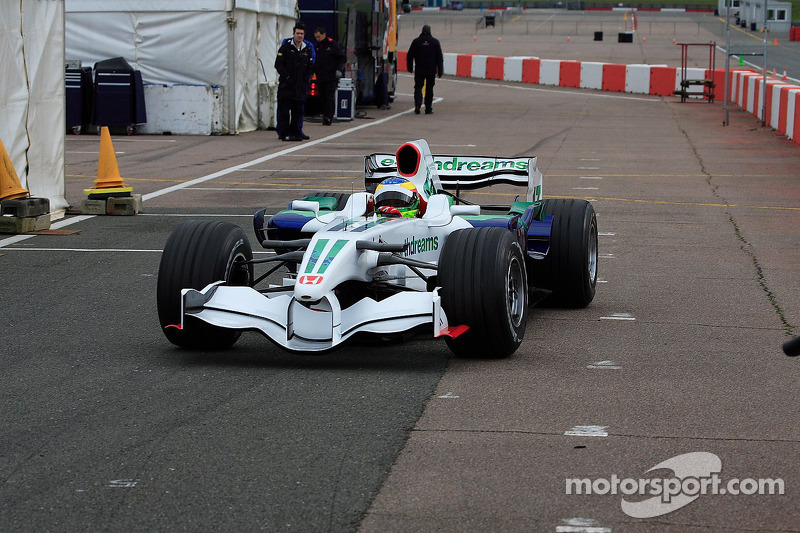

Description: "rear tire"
529 199 597 308
157 221 254 350
439 227 528 358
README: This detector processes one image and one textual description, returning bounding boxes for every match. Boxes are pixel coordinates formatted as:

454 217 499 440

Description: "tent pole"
227 11 238 134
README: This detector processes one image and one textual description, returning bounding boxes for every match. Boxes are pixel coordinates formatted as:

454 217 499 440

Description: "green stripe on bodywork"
318 239 348 273
304 239 329 273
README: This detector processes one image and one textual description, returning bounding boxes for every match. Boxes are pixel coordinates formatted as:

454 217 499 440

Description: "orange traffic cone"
84 126 133 198
0 138 29 201
783 68 788 80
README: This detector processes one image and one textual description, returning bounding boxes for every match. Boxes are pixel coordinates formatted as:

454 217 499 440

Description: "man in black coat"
275 22 315 141
406 25 444 115
313 27 346 125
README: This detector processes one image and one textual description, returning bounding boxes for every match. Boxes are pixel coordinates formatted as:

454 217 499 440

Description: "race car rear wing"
364 154 543 202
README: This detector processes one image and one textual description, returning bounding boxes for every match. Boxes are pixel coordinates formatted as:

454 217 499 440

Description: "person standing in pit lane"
313 27 346 126
275 22 315 141
406 24 443 115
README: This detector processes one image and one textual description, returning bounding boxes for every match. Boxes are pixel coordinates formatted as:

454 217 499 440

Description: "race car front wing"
175 282 452 353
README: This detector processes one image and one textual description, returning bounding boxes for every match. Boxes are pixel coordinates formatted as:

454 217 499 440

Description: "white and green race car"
157 139 597 357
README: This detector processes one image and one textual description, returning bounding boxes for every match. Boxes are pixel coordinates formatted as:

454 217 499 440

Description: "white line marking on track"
573 187 599 190
557 519 612 533
556 526 611 533
598 232 615 236
437 392 460 399
3 247 163 253
107 480 138 488
0 215 94 249
579 176 604 180
600 313 635 321
557 525 612 533
564 425 609 437
599 253 615 258
587 360 621 370
1 247 275 254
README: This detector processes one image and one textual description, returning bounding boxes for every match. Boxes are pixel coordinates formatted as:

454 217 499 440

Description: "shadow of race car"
157 139 597 357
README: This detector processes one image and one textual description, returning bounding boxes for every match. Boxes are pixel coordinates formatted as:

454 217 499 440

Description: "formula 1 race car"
157 139 598 357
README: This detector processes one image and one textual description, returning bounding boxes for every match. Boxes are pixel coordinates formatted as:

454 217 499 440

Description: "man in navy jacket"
406 25 443 115
275 22 315 141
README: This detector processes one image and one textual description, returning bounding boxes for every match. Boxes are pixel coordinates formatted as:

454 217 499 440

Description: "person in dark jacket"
406 25 443 115
313 27 346 125
275 23 315 141
278 35 315 140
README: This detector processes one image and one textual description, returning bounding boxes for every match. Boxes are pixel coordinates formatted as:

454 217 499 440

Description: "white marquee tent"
1 1 67 215
65 0 296 134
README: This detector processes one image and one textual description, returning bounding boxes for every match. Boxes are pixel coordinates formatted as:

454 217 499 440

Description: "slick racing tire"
529 198 598 308
157 221 254 350
439 227 528 358
305 191 351 210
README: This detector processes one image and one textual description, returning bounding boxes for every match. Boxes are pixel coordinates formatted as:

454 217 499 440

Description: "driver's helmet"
374 177 426 217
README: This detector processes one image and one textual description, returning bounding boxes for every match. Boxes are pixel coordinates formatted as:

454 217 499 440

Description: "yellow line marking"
718 17 768 42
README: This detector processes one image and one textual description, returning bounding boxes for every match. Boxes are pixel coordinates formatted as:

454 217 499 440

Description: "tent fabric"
0 1 67 214
65 0 235 12
65 1 296 134
66 12 228 86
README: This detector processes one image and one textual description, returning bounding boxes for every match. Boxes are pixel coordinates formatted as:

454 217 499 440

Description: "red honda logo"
298 275 323 285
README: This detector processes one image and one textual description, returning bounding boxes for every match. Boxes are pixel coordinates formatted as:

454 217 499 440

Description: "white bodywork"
178 192 472 352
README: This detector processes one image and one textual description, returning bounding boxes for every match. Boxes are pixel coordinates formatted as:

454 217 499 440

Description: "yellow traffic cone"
84 126 133 197
0 138 29 201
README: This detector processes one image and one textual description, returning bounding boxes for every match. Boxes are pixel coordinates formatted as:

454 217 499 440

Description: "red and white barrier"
397 50 800 144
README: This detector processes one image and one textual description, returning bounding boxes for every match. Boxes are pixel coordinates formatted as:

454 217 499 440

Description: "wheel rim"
228 252 251 286
587 222 598 283
506 255 525 328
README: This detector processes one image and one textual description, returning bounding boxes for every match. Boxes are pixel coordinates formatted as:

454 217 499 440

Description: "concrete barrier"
396 50 800 143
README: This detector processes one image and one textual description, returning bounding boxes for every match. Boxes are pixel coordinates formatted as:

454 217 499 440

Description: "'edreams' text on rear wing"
364 154 543 202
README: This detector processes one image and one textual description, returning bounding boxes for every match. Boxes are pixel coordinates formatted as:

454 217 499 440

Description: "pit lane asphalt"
2 14 800 532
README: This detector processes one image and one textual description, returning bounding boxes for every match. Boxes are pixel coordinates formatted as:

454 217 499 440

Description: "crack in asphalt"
675 119 795 338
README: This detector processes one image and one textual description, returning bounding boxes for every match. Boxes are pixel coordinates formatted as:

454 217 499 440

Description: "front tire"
529 199 598 308
439 227 528 358
157 221 254 350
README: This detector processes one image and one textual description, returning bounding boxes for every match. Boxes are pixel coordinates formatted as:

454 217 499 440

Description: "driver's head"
374 177 425 217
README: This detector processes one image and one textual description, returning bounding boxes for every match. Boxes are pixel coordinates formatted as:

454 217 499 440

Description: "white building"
720 0 792 33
